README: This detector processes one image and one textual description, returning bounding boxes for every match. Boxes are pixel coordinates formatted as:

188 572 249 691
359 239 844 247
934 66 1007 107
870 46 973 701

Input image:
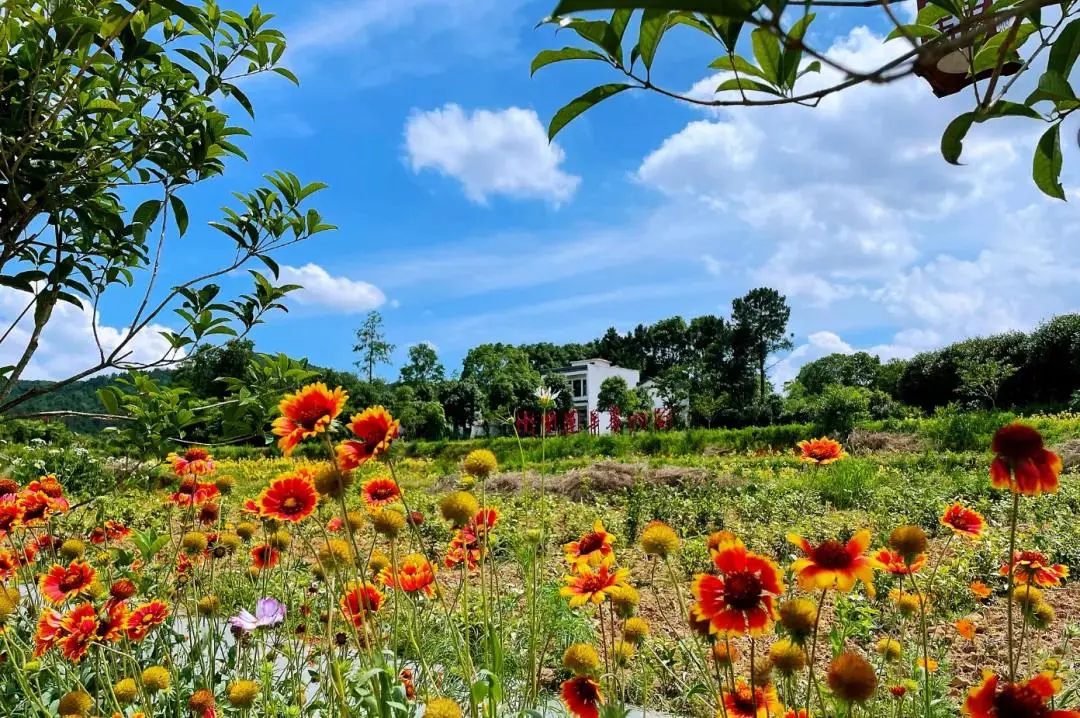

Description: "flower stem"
1006 490 1020 682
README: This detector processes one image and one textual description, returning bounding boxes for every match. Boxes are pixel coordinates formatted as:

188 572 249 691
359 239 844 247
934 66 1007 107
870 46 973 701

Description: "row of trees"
779 314 1080 434
350 288 795 435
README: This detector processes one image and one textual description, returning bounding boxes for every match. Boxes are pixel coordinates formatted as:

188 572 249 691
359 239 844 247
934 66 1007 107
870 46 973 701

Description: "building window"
572 378 587 398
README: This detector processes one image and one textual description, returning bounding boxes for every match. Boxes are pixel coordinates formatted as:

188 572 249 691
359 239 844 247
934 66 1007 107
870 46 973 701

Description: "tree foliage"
353 311 395 382
0 0 333 415
534 0 1078 198
731 287 793 400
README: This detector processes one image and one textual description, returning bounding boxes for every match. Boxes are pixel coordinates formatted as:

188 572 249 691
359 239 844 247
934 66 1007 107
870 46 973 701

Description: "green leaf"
638 9 672 71
1033 123 1065 200
709 54 769 81
750 28 782 85
562 19 621 59
798 60 822 77
983 100 1041 119
715 77 781 94
169 195 189 237
940 111 976 164
779 13 814 89
915 4 952 25
155 0 207 33
971 24 1036 75
133 199 162 227
85 98 121 113
272 66 300 84
531 47 610 76
548 83 634 140
610 8 634 44
1026 71 1076 105
1048 17 1080 78
97 387 120 416
884 24 942 42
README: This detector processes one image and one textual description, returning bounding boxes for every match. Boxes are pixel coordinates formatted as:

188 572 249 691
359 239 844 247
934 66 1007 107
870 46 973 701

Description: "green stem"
1006 490 1020 682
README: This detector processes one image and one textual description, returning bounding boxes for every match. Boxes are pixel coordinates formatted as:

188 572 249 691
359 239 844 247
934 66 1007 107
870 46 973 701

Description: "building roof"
550 358 615 374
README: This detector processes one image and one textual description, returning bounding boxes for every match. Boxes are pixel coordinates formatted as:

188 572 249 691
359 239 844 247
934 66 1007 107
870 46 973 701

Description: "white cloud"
0 288 180 381
637 25 1079 360
278 264 386 314
404 104 580 205
701 254 723 276
772 331 854 387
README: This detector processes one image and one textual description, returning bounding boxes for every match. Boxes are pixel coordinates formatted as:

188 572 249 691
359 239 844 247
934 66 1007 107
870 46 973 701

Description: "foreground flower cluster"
0 385 1075 718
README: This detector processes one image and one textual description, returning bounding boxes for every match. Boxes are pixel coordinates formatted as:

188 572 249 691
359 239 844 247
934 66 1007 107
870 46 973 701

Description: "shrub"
813 384 871 437
2 442 115 498
918 404 1015 452
811 458 877 510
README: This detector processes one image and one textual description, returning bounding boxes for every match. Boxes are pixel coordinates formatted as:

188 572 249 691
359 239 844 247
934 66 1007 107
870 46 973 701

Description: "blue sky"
9 0 1080 385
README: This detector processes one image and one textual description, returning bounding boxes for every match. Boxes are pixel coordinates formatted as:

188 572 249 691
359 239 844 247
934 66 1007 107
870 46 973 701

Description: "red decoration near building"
608 406 621 434
628 411 649 433
589 410 600 435
515 411 536 437
654 408 672 431
544 410 557 436
562 410 578 434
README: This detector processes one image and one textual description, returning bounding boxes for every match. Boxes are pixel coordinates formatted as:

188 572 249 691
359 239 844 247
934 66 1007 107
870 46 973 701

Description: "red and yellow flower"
0 496 21 537
251 544 280 570
58 602 99 662
169 478 220 507
564 520 616 572
337 406 400 469
990 423 1062 496
963 671 1080 718
272 383 348 456
722 680 783 718
126 600 170 641
380 554 436 597
1000 550 1068 587
797 437 847 464
941 503 986 540
971 581 992 600
872 549 926 575
39 560 96 604
33 608 64 656
955 619 977 641
340 581 385 627
96 600 129 643
258 473 318 523
789 530 876 595
361 476 401 510
167 447 215 476
560 565 630 607
691 538 785 636
561 676 603 718
444 527 484 571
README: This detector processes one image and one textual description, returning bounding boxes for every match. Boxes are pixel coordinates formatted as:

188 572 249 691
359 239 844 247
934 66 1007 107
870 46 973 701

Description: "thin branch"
6 410 131 422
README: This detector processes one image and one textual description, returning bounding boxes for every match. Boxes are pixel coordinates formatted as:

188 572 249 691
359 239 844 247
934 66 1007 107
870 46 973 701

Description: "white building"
551 358 664 434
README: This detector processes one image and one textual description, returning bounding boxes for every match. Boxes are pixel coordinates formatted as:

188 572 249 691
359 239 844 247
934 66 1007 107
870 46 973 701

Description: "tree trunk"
759 355 766 400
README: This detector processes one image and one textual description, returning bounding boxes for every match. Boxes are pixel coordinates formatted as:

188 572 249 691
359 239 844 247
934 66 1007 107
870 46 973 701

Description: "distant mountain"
5 370 173 433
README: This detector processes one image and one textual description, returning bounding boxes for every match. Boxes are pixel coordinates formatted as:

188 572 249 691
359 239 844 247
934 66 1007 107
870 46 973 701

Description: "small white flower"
534 386 561 406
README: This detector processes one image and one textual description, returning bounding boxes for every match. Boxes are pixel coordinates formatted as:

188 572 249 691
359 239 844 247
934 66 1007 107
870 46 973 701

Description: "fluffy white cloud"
0 288 179 381
278 264 386 314
637 25 1080 382
404 104 580 205
772 331 855 387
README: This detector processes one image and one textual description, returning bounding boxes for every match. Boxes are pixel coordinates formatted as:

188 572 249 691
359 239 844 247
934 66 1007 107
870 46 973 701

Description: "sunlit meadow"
0 383 1077 718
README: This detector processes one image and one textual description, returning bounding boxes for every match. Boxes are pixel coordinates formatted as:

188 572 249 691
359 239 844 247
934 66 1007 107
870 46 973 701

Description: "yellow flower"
607 583 640 618
563 643 601 675
463 449 498 479
439 491 479 527
313 465 354 499
888 526 928 561
227 680 260 709
639 521 680 558
318 539 354 570
236 522 258 540
779 598 818 641
141 666 170 693
58 691 93 717
769 638 807 675
113 678 138 704
613 640 635 667
372 508 406 538
623 616 650 644
875 638 902 662
269 529 291 550
425 697 463 718
827 653 877 703
60 539 86 559
197 596 220 616
181 531 208 554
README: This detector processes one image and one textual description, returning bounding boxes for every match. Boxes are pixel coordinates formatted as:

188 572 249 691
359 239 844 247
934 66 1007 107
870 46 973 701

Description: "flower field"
1 384 1079 718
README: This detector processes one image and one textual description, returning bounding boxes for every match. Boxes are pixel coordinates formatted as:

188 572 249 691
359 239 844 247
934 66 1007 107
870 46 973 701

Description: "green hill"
5 370 173 433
